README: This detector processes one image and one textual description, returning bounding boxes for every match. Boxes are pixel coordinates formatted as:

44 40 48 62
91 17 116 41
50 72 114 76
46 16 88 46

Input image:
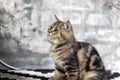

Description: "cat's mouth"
47 34 57 44
47 33 66 45
47 33 56 39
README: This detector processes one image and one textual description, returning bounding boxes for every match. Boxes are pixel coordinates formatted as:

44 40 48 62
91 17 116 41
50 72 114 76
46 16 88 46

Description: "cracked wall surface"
0 0 120 77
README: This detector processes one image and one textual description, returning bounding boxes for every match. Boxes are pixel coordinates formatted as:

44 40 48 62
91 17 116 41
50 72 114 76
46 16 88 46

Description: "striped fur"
48 16 105 80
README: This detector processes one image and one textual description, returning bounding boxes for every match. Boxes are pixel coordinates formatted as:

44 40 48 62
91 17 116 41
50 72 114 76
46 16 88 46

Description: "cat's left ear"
54 15 60 22
63 20 72 30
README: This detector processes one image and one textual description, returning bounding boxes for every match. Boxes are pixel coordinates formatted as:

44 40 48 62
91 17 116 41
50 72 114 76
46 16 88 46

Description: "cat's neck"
50 40 75 52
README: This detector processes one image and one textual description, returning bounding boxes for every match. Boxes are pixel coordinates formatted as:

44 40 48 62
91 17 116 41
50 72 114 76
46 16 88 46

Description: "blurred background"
0 0 120 72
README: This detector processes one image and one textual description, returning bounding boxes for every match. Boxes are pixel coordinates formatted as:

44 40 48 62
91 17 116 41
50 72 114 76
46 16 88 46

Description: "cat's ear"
54 15 60 22
63 20 72 31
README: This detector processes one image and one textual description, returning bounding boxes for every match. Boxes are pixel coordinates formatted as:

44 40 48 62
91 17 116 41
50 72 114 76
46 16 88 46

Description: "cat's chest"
51 48 77 68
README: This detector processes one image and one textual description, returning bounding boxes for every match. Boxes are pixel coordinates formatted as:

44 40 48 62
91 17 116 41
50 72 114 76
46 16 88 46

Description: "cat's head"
47 15 75 45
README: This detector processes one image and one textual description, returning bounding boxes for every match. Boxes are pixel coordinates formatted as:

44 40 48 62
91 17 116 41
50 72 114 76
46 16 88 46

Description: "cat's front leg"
66 71 79 80
63 59 79 80
64 66 79 80
49 69 66 80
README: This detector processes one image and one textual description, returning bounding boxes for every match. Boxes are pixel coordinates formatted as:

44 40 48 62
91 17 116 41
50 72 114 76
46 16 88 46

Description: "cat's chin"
53 40 68 45
47 35 66 45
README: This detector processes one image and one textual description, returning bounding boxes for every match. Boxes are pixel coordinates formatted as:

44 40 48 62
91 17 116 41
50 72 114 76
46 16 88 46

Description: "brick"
94 44 113 57
96 29 120 43
86 13 111 27
61 11 82 24
41 0 89 11
116 47 120 58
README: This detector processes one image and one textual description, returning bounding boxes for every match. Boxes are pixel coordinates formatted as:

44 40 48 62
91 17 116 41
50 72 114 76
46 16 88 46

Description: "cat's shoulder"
75 41 98 55
75 41 93 48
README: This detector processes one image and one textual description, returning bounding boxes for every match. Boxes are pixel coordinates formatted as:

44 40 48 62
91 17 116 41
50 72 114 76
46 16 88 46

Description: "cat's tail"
0 60 20 70
104 70 120 80
109 72 120 79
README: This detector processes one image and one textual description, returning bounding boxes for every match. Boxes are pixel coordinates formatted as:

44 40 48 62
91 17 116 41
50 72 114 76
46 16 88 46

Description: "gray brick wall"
0 0 120 75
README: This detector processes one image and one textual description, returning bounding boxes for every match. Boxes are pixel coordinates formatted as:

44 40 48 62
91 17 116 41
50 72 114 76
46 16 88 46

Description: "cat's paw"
48 76 55 80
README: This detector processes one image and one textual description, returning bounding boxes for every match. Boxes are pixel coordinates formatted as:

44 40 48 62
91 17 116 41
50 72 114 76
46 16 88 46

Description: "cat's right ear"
54 15 60 22
64 20 72 30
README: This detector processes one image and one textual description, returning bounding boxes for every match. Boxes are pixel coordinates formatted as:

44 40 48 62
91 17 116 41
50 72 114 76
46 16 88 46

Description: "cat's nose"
48 29 51 33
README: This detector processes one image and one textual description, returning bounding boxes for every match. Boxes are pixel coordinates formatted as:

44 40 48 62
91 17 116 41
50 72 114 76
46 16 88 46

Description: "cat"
47 15 120 80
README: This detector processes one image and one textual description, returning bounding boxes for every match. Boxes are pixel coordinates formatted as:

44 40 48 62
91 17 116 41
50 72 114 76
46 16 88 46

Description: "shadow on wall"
0 34 54 69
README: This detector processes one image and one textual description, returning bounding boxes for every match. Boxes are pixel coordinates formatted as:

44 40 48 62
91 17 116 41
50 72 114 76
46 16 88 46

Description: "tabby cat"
47 16 115 80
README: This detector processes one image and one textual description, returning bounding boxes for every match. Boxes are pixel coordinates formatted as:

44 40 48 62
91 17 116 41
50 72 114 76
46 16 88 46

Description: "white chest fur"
51 47 74 69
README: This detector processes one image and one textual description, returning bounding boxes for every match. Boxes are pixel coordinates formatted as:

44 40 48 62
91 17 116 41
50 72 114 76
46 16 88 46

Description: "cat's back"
75 42 100 56
76 41 105 71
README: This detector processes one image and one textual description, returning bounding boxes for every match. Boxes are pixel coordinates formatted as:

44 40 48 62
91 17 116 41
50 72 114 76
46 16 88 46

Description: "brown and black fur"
47 16 118 80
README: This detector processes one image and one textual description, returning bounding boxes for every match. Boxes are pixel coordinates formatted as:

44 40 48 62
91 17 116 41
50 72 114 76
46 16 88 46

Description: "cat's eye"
53 28 58 32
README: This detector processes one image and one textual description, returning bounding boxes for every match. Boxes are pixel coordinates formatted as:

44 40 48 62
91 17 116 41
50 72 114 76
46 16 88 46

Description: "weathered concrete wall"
0 0 120 76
